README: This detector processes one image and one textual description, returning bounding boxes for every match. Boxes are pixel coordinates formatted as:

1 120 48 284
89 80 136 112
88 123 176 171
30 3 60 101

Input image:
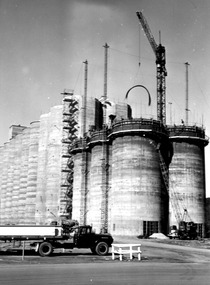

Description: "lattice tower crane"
136 11 167 125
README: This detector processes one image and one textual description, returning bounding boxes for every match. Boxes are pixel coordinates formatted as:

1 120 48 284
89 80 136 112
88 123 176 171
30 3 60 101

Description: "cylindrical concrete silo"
25 121 40 224
45 106 62 224
86 130 109 233
71 147 83 222
71 139 89 226
12 134 22 224
35 113 49 224
0 143 9 224
19 128 30 224
109 118 172 237
5 139 15 224
0 146 3 224
168 125 208 237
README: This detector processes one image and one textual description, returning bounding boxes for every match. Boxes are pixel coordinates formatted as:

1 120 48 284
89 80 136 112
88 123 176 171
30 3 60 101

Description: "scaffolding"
60 90 79 219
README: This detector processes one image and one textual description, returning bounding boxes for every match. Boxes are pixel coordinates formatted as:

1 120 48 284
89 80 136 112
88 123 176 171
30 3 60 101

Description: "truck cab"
72 225 113 256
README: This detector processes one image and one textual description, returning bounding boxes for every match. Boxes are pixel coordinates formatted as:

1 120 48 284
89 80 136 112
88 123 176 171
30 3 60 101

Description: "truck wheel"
38 242 53 257
95 242 109 256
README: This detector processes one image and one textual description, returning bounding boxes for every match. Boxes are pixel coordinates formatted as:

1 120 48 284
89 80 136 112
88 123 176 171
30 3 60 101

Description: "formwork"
168 125 209 237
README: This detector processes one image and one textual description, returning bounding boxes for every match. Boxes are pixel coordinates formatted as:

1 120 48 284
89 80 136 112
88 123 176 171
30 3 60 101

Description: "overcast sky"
0 0 210 195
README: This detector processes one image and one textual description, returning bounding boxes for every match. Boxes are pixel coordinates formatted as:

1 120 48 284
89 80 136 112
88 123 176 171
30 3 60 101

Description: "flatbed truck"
0 221 113 257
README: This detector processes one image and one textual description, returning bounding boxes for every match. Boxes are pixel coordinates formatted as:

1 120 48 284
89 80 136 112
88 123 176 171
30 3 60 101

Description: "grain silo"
12 134 22 224
45 106 63 224
0 143 9 224
86 130 108 233
25 121 40 224
71 95 104 226
35 113 50 224
19 127 30 224
0 146 3 224
108 118 172 236
168 125 208 237
5 139 15 224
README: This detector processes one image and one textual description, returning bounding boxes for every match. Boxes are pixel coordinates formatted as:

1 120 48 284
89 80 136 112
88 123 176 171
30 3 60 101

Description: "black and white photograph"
0 0 210 284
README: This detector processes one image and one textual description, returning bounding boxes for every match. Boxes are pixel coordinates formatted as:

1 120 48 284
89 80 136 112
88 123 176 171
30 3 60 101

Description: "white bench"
112 244 142 261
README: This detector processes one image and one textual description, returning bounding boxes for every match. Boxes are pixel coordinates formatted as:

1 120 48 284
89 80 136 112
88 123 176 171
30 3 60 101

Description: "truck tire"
95 242 109 256
38 242 53 257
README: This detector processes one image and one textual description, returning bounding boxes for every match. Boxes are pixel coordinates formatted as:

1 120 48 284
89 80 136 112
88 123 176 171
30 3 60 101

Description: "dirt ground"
1 237 210 265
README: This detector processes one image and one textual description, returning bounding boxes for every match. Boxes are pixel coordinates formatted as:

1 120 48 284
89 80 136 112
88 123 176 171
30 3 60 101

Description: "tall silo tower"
168 125 208 237
109 118 172 237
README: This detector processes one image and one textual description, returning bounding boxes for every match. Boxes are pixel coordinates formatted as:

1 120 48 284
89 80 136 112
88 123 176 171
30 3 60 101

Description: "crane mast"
136 11 167 125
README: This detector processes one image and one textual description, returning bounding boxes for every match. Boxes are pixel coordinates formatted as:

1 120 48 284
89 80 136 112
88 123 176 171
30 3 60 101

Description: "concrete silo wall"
19 128 30 224
25 121 40 224
45 106 63 224
108 118 171 236
72 151 83 222
0 143 9 224
0 105 64 225
0 147 3 224
110 135 162 236
12 134 22 224
168 125 208 236
35 114 49 224
71 118 172 236
86 143 104 232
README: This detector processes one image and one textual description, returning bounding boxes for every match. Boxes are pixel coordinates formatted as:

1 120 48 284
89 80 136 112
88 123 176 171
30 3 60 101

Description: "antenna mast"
82 60 88 136
103 43 109 124
185 62 190 126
